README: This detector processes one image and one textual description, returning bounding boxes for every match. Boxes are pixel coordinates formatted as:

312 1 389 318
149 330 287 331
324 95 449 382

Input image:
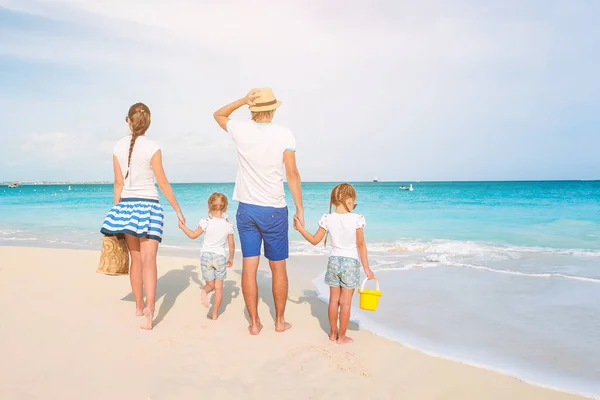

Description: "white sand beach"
0 246 590 400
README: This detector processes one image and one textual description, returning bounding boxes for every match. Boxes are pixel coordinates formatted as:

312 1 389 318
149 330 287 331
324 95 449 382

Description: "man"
214 88 304 335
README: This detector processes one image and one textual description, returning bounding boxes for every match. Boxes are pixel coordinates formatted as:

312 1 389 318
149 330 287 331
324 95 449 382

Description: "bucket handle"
360 277 380 292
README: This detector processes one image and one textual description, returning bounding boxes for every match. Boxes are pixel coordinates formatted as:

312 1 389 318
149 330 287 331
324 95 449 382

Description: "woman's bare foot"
200 290 209 308
140 308 154 330
275 321 292 333
135 308 144 317
337 336 354 345
329 332 338 341
248 323 263 335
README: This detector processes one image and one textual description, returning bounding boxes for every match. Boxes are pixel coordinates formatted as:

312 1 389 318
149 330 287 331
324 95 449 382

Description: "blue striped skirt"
100 198 164 242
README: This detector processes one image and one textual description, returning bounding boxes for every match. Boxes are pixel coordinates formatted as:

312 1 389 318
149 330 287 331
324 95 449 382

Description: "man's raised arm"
213 89 260 131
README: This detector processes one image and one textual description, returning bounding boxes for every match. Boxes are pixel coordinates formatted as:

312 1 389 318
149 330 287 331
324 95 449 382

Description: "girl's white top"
114 135 161 200
198 215 235 257
318 213 366 260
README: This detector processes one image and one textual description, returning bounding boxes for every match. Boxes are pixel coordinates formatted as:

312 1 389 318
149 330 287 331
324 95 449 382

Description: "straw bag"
97 235 130 275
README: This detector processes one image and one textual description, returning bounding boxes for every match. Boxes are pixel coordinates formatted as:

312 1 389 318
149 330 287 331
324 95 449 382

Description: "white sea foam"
310 272 600 399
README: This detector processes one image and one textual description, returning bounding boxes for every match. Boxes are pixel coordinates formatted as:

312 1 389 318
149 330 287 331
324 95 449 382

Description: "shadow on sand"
122 265 241 326
207 280 240 319
289 289 359 335
122 265 200 327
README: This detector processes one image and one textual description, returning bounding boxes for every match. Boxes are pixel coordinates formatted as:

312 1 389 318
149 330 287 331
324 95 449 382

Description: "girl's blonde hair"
207 192 228 217
324 183 357 247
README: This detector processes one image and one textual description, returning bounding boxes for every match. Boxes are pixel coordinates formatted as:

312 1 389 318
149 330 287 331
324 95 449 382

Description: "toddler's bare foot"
329 332 338 341
337 336 354 345
135 308 144 317
248 322 263 335
200 290 209 308
275 321 292 333
140 308 154 330
209 311 219 320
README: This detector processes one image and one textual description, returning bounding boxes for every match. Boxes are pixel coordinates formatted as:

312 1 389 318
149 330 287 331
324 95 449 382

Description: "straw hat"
249 88 282 112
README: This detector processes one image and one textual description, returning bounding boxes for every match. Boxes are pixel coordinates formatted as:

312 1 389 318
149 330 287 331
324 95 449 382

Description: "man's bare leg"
242 256 262 335
270 259 292 332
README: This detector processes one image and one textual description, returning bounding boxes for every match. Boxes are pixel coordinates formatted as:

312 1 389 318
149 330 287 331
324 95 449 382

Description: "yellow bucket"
358 277 382 311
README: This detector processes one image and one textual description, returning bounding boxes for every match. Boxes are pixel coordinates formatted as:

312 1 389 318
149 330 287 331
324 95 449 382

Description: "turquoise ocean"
1 181 599 397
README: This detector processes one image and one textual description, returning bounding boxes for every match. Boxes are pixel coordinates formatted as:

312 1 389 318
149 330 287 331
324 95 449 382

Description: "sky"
0 0 599 182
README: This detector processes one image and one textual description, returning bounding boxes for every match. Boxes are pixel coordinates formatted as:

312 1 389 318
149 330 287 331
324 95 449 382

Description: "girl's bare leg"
210 280 224 320
202 281 215 308
139 237 159 330
328 287 341 341
337 288 355 345
124 235 143 316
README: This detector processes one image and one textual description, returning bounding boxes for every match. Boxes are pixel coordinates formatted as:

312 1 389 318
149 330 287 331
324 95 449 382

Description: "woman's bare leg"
328 287 341 341
124 235 143 316
139 237 159 330
337 288 355 345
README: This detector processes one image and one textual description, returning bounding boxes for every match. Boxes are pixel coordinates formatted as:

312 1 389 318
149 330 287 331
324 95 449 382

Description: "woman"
101 102 185 330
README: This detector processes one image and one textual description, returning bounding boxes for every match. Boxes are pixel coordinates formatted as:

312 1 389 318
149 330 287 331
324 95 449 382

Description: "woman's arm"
356 229 375 279
112 155 124 205
227 234 235 268
294 217 326 245
178 220 204 239
150 150 185 223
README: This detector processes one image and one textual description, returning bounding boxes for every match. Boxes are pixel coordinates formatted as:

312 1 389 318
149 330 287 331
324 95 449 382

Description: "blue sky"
1 0 599 182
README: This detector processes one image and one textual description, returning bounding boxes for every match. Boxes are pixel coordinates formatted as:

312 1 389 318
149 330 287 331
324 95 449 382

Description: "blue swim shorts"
236 202 289 261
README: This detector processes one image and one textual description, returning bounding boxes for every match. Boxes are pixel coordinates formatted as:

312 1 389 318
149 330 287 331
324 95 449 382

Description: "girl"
101 102 185 330
294 183 374 344
178 193 235 320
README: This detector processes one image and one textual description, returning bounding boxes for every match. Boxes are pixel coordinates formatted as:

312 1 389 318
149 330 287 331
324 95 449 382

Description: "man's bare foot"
140 308 154 330
200 290 209 308
337 336 354 345
329 332 338 341
248 323 263 335
275 321 292 333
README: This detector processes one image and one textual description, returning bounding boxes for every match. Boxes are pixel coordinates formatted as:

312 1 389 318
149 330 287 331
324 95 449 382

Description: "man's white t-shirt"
226 120 296 208
318 213 367 260
198 216 235 257
113 135 161 200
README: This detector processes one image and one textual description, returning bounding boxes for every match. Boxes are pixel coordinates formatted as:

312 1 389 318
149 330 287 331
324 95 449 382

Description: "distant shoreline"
1 179 598 186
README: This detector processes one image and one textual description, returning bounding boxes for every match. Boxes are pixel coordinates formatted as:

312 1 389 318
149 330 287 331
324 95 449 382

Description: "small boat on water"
373 176 379 183
399 184 414 191
8 181 20 188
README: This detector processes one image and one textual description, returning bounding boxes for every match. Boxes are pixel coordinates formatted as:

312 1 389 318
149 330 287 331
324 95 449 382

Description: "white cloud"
1 0 599 181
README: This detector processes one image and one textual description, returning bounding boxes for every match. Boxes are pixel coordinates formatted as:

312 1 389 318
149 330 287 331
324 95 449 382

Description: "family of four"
100 89 374 344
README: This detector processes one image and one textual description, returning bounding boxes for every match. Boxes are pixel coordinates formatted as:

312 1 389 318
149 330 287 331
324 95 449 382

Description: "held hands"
176 211 186 225
293 215 305 231
244 89 261 106
177 219 186 231
293 210 305 231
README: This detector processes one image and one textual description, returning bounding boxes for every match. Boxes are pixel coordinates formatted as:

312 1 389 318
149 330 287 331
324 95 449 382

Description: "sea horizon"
2 179 599 185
